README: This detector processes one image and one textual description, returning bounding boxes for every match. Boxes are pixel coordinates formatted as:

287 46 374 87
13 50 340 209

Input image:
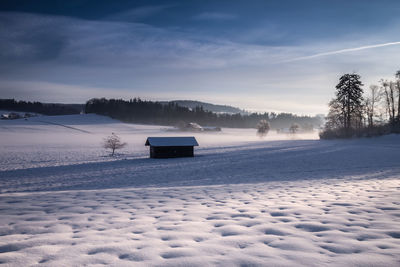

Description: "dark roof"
145 137 199 147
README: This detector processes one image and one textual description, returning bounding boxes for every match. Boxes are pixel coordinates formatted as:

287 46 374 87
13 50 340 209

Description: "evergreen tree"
334 73 364 131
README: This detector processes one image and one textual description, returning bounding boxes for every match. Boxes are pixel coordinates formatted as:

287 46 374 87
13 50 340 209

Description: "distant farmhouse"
183 122 203 132
178 122 221 132
145 137 199 158
1 112 36 120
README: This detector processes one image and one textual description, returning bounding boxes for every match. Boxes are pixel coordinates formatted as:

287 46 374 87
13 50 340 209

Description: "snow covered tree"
334 73 364 131
103 133 127 156
257 119 270 137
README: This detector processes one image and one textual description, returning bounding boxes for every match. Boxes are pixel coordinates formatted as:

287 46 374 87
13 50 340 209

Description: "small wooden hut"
145 137 199 158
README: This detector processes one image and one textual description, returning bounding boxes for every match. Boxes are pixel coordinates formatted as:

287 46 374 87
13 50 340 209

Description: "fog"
0 114 318 171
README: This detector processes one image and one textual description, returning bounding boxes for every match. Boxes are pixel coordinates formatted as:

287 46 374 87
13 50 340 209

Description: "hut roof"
145 137 199 147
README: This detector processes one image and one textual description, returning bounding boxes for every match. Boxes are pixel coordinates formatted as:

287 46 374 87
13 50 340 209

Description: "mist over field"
1 0 400 266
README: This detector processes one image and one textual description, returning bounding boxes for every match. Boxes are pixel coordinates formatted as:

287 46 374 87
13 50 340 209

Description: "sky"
0 0 400 115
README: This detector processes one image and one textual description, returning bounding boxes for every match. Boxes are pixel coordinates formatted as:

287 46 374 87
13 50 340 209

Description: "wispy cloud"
0 12 289 70
284 41 400 62
1 12 399 114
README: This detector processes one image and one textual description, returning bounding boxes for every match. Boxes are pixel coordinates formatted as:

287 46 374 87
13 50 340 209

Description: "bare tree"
390 81 396 122
325 99 344 130
380 79 392 122
380 79 397 124
396 70 400 122
364 85 380 127
103 133 127 156
257 119 270 137
289 123 300 134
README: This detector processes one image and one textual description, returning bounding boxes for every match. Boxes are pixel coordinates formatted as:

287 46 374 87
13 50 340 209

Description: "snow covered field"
0 114 399 266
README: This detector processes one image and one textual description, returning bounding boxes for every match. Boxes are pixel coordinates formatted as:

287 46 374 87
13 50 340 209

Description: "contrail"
284 41 400 62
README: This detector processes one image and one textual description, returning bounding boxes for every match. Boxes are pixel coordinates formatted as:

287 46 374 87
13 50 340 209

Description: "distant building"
177 122 221 132
145 137 199 158
1 112 21 120
182 122 204 131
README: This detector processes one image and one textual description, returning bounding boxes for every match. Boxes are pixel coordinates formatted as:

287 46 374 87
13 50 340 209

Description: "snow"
0 114 399 266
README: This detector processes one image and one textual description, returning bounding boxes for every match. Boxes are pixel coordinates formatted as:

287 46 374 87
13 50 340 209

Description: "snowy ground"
0 114 399 266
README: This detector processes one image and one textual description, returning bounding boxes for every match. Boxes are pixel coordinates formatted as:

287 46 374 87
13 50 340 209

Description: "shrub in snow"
103 133 127 156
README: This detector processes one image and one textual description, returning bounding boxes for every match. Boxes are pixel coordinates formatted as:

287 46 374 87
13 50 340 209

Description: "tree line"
320 70 400 139
0 99 83 115
85 98 322 129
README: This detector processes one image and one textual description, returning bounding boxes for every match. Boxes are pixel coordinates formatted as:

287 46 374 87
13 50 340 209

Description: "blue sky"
1 0 400 114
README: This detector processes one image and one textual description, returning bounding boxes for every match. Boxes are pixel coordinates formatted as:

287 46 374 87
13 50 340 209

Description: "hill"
0 99 84 115
85 98 323 129
161 100 249 115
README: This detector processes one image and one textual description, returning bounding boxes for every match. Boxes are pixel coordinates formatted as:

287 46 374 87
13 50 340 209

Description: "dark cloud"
0 13 68 61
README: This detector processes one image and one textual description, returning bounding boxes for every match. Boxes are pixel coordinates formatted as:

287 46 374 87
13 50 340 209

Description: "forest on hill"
0 99 83 115
85 98 322 129
1 97 323 129
160 100 249 115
